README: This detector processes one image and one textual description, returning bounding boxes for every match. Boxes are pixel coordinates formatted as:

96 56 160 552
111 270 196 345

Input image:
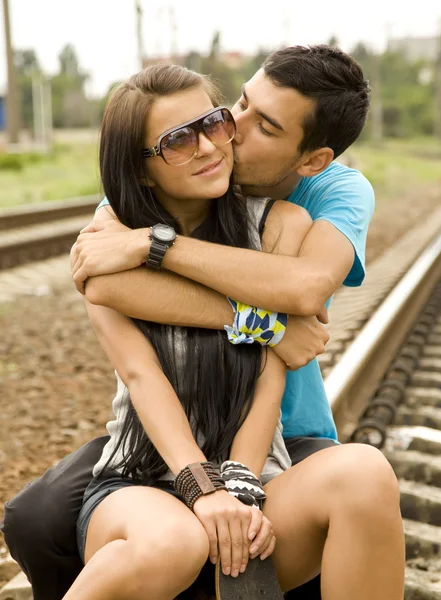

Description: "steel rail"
325 231 441 439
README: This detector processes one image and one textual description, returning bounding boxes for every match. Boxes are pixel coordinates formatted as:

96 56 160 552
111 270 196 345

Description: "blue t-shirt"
96 162 374 441
281 162 374 440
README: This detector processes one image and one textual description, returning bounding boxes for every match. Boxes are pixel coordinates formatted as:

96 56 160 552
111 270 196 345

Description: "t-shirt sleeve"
96 197 110 211
313 171 375 287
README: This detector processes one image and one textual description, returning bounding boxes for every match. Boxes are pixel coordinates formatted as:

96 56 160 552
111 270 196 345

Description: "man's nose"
232 112 245 144
234 131 244 145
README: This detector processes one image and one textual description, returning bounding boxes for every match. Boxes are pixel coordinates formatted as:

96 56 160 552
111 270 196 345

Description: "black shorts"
76 436 338 563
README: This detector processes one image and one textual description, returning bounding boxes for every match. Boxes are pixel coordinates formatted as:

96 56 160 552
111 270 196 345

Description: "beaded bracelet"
174 462 226 511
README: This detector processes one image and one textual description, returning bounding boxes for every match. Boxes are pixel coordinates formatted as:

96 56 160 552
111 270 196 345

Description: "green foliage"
15 44 93 130
0 142 101 208
184 32 271 105
0 151 45 171
0 154 23 171
351 46 437 139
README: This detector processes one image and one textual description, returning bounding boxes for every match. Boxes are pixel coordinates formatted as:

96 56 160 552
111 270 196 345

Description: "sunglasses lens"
203 109 236 146
161 127 198 166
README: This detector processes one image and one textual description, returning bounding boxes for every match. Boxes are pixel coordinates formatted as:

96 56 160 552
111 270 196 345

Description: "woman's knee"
325 443 400 515
127 518 209 595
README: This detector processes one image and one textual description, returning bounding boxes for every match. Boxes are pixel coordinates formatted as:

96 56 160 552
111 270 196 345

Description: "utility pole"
32 73 52 152
370 51 383 143
435 23 441 140
135 0 145 69
2 0 20 145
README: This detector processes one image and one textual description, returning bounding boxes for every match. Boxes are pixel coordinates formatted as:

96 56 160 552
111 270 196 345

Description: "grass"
346 137 441 205
0 141 101 209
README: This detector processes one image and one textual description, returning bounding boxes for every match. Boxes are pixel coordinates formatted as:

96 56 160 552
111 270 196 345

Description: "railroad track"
0 196 100 270
1 211 441 599
326 232 441 599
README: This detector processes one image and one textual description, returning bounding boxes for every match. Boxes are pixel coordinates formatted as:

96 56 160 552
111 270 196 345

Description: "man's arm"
84 201 329 370
85 200 313 319
87 267 233 329
82 206 233 328
162 218 354 315
75 202 353 316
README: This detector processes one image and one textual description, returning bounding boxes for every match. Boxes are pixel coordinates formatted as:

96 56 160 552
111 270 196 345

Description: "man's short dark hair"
263 45 370 158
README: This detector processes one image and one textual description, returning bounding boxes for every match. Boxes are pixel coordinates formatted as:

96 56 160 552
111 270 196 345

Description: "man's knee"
3 477 50 540
3 436 109 553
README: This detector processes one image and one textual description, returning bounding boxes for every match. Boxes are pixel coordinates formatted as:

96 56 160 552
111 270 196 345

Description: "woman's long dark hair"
100 64 263 483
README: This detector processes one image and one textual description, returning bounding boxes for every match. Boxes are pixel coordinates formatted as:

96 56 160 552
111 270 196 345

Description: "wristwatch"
146 223 177 270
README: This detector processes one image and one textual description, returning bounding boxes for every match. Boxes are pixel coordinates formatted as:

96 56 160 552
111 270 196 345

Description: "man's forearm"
163 236 329 315
86 266 233 329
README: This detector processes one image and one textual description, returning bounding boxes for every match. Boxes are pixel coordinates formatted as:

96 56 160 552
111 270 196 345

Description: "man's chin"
232 171 256 188
232 167 274 196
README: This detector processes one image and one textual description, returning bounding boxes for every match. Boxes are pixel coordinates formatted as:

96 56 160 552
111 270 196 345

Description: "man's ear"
296 147 334 178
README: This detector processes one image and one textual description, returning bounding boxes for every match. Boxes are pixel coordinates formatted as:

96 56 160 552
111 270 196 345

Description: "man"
2 45 374 599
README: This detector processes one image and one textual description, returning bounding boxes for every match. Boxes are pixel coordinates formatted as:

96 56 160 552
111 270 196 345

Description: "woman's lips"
193 159 223 176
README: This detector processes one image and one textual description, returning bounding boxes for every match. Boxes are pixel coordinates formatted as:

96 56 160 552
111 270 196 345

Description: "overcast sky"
1 0 440 97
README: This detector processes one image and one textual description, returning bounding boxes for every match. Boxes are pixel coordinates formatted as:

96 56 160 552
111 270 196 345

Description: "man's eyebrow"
240 85 285 133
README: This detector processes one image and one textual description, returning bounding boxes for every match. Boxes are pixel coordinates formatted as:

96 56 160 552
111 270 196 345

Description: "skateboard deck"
215 556 284 599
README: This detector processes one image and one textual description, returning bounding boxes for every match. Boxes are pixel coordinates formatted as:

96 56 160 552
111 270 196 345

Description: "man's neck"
241 173 302 201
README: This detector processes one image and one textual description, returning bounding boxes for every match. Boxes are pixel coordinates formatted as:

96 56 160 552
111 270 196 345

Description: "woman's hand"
193 490 276 577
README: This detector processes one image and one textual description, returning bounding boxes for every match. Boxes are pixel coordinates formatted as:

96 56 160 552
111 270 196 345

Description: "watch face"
152 224 176 242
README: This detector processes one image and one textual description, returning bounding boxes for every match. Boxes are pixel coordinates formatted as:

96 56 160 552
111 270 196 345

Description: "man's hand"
70 219 150 294
273 314 330 371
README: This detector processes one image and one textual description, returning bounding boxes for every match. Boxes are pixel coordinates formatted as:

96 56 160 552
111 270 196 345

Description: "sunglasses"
142 106 236 167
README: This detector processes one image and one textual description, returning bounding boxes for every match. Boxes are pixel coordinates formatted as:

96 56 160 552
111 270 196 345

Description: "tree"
15 49 40 76
58 44 81 78
327 35 339 48
50 45 91 128
14 49 42 130
209 32 221 60
198 32 240 103
349 42 436 138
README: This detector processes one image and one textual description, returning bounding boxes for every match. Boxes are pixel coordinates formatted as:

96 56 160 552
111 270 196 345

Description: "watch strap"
146 239 170 270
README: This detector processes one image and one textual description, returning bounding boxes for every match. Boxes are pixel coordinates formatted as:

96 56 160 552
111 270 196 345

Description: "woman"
65 64 405 599
66 63 304 599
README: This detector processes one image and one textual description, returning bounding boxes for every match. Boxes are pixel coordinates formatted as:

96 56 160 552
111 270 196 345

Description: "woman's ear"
139 173 156 188
296 147 334 178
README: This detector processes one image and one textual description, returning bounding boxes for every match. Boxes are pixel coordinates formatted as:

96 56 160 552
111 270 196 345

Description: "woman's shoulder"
250 198 311 233
245 195 310 220
268 199 311 222
261 199 313 254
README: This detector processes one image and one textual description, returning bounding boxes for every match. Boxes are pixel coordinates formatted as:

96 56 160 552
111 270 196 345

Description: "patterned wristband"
224 299 288 347
220 460 266 509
